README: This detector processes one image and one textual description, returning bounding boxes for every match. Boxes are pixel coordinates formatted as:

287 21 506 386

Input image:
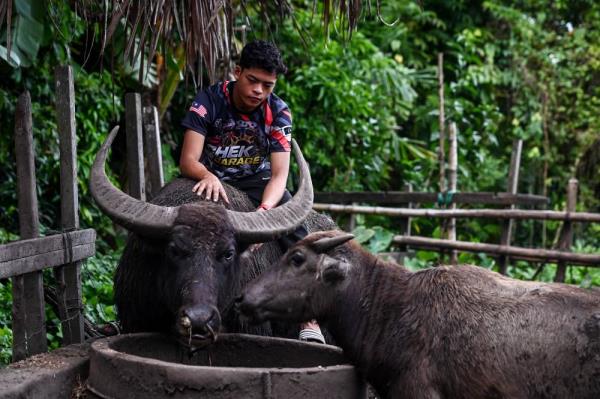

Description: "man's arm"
259 151 290 210
180 129 229 203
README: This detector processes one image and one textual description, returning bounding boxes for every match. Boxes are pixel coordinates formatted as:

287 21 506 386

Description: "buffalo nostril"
234 295 244 307
180 316 191 329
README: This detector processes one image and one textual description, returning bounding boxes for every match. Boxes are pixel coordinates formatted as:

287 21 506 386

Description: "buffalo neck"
324 250 416 397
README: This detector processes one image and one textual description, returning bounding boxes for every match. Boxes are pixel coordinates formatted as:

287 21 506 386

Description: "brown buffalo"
238 230 600 399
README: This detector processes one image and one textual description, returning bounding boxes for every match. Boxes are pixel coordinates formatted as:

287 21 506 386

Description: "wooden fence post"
54 65 85 344
345 203 358 232
554 178 578 282
498 139 522 275
125 93 145 201
396 183 413 265
142 105 164 199
12 91 47 361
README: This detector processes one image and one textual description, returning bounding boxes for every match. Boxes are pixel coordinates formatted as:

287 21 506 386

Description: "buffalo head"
90 126 314 345
237 231 354 324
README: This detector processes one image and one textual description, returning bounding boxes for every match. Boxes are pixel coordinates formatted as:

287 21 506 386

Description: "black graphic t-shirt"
181 81 292 181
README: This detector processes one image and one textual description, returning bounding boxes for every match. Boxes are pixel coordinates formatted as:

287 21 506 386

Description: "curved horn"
90 126 178 238
311 233 355 253
228 139 314 243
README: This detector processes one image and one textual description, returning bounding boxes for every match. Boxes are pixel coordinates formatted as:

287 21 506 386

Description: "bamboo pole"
314 192 547 206
438 53 446 194
447 122 458 264
313 203 600 223
392 236 600 266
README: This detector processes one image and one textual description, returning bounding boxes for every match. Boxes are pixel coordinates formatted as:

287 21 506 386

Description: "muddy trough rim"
88 332 363 399
90 332 355 373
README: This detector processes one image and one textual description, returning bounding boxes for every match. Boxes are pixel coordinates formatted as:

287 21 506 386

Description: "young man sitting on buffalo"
179 40 324 344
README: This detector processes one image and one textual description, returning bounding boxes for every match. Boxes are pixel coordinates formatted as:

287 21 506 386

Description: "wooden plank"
314 192 548 206
554 179 578 282
0 229 95 262
125 92 145 200
13 91 47 361
498 139 522 275
393 235 600 266
313 203 600 223
1 243 96 279
0 229 96 262
55 65 85 344
143 105 164 200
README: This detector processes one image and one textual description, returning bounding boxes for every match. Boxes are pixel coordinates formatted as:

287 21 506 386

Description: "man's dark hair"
239 40 287 75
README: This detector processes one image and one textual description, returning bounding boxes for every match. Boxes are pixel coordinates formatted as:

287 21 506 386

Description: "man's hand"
192 173 230 204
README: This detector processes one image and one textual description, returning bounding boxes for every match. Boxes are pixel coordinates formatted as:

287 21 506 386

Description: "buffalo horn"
90 126 178 238
312 233 355 253
227 139 314 243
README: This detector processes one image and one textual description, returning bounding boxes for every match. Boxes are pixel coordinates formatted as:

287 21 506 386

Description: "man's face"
232 66 277 112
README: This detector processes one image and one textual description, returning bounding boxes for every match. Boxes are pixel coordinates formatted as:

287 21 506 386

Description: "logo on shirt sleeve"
271 126 292 151
190 102 208 118
281 125 292 140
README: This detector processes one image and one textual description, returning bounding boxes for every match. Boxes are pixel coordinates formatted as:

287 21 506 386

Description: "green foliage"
352 225 394 253
0 0 47 67
1 0 600 364
0 280 13 365
81 253 118 325
272 9 434 191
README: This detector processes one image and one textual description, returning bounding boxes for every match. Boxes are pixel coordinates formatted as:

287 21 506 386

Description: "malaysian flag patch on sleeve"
190 102 208 118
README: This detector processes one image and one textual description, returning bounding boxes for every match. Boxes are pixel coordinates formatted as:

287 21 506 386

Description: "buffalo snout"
177 305 221 341
234 293 265 324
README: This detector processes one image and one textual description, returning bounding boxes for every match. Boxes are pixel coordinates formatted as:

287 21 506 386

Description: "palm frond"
0 0 12 57
0 0 377 82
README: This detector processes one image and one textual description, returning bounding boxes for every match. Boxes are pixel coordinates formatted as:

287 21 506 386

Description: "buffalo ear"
319 255 350 285
238 242 252 261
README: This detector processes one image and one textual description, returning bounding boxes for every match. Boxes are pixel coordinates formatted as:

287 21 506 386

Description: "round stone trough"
88 333 367 399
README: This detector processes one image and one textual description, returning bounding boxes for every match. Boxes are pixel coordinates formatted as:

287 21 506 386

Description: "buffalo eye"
289 251 305 267
220 248 235 262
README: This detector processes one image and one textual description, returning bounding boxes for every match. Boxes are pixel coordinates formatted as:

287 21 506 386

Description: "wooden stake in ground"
498 140 522 275
554 179 578 282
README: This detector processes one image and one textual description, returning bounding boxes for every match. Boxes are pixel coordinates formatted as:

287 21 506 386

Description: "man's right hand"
192 173 230 204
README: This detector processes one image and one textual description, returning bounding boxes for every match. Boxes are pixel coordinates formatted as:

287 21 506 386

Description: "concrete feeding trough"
87 333 367 399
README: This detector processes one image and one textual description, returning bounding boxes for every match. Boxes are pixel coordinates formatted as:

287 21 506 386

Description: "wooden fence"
0 74 164 363
314 140 600 281
0 66 96 362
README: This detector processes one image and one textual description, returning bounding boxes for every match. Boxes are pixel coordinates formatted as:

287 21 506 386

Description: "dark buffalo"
90 127 335 344
238 230 600 399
